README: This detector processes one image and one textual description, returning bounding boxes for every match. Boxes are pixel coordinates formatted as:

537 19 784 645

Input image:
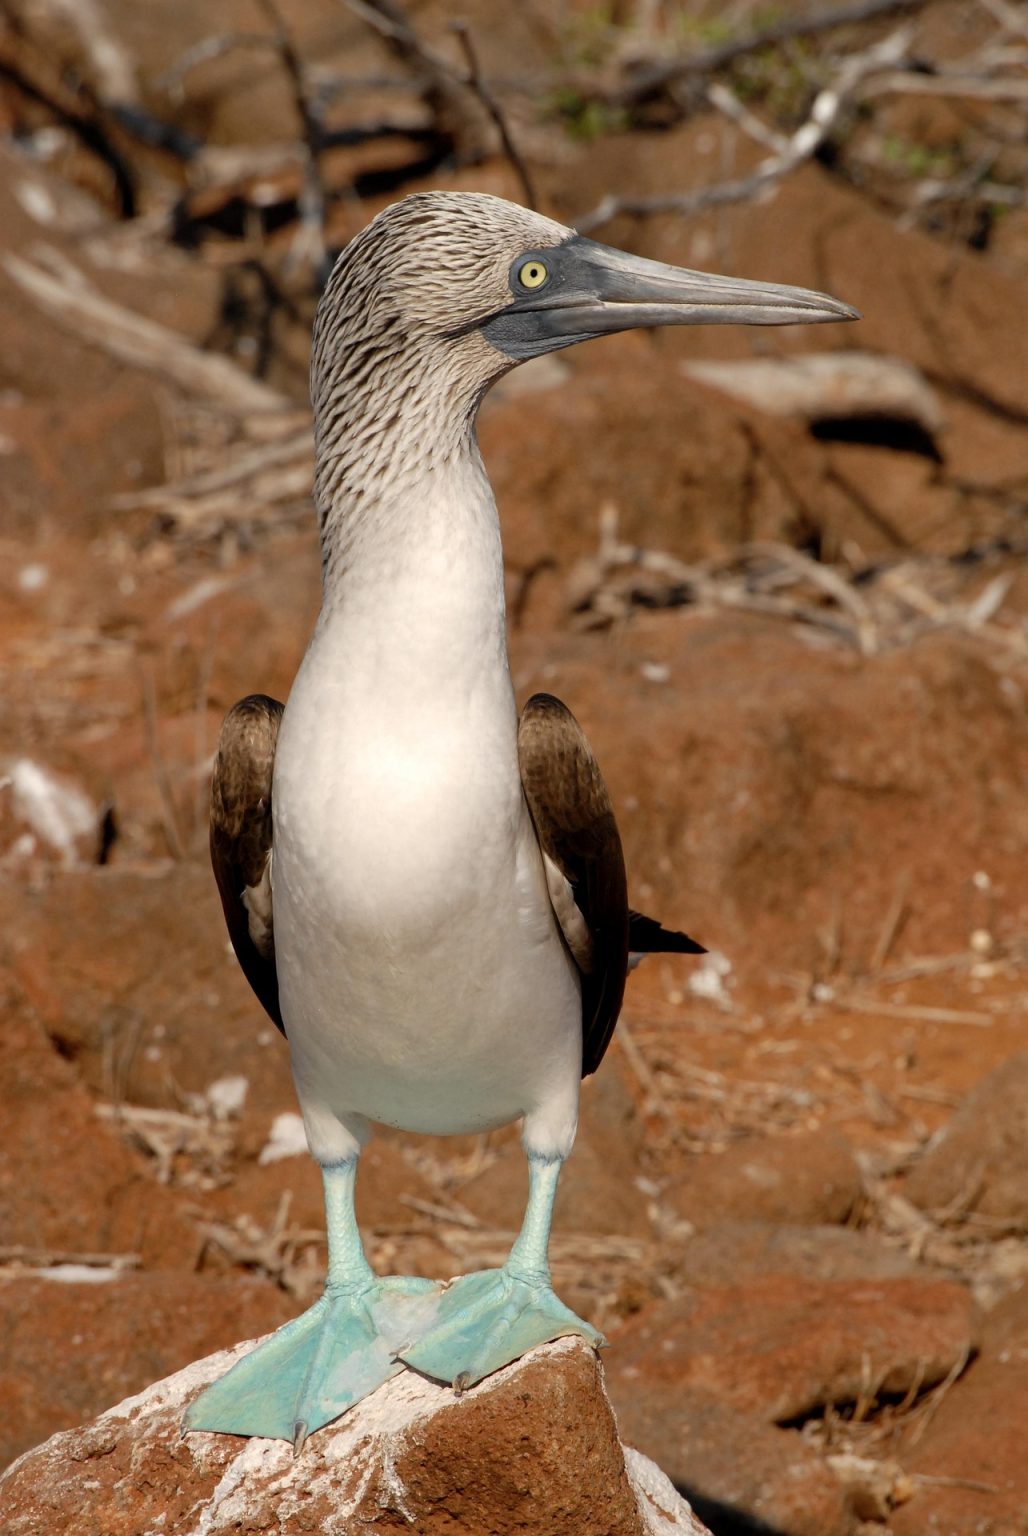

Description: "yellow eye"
518 259 548 290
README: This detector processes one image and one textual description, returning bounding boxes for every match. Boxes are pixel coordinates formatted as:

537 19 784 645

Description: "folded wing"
518 692 703 1077
209 693 285 1035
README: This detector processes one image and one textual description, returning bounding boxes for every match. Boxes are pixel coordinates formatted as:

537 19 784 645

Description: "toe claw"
292 1419 309 1458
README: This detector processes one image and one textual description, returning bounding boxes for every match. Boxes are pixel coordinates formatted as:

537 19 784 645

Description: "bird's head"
311 190 857 420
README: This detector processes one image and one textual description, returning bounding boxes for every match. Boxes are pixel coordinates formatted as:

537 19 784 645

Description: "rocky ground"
1 1338 708 1536
1 2 1027 1533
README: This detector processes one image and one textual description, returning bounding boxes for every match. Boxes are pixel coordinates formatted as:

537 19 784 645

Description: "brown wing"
518 693 629 1078
209 694 285 1035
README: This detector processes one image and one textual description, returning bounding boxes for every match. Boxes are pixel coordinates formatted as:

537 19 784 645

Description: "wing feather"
518 693 629 1078
209 694 285 1035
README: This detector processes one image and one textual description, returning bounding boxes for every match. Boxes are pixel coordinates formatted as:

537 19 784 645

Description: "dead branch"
117 432 312 508
3 252 287 413
976 0 1028 33
96 1101 236 1187
0 1245 140 1271
197 1192 325 1298
705 81 790 153
28 0 140 104
155 32 281 97
604 0 934 112
0 32 137 215
576 27 914 233
254 0 329 277
343 0 490 162
343 0 532 194
862 72 1028 101
452 21 537 209
568 507 1028 659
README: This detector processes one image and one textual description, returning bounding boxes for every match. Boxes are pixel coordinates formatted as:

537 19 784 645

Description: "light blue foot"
183 1157 441 1448
399 1264 604 1390
184 1273 439 1444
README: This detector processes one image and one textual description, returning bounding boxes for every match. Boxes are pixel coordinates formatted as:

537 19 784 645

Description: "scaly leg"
184 1159 439 1448
399 1153 605 1391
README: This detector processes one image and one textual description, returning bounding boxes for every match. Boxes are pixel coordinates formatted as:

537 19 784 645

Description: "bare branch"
575 28 914 234
342 0 489 161
604 0 934 111
155 33 278 97
254 0 329 277
705 82 790 154
451 22 537 209
3 253 287 413
862 72 1028 101
32 0 140 103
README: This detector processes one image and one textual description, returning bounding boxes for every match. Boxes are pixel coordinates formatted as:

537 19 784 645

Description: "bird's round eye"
518 259 548 290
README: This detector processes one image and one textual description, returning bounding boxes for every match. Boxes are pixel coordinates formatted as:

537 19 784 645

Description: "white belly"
270 637 582 1160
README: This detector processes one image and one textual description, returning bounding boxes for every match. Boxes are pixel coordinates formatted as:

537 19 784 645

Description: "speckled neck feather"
309 192 570 595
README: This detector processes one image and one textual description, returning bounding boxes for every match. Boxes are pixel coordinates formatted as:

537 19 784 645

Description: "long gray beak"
481 234 858 361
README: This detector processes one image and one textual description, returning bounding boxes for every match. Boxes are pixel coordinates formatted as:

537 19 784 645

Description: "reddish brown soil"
1 5 1027 1534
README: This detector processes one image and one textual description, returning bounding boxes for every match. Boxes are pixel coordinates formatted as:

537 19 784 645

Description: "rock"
891 1283 1028 1536
0 1337 708 1536
605 1276 976 1424
681 352 945 437
669 1222 920 1288
0 992 197 1269
0 864 293 1115
663 1128 865 1230
905 1054 1028 1223
514 619 1028 976
0 1273 294 1473
610 1384 855 1536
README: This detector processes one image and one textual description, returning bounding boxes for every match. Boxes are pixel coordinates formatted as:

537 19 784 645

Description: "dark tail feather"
629 910 706 955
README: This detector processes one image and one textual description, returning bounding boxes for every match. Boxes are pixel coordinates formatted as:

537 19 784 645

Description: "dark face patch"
479 236 612 360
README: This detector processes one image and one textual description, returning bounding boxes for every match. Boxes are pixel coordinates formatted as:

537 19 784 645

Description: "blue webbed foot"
398 1266 605 1390
184 1275 440 1445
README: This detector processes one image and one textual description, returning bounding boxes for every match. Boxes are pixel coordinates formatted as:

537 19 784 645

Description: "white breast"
269 477 582 1161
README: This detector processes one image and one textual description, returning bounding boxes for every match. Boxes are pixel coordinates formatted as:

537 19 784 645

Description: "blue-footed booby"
185 192 856 1450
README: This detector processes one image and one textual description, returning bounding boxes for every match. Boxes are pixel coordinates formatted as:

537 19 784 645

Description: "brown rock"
0 1273 294 1474
669 1222 920 1288
891 1284 1028 1536
0 993 197 1270
519 616 1028 975
606 1276 976 1424
1 863 292 1114
905 1054 1028 1223
663 1128 864 1230
610 1384 854 1536
0 1338 708 1536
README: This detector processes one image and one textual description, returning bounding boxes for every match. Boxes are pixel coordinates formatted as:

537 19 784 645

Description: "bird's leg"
506 1153 561 1284
322 1156 377 1293
398 1153 605 1391
183 1158 439 1447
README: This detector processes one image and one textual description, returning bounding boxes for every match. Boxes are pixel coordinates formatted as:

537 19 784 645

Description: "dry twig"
577 28 915 233
451 21 537 210
603 0 933 111
3 252 286 413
